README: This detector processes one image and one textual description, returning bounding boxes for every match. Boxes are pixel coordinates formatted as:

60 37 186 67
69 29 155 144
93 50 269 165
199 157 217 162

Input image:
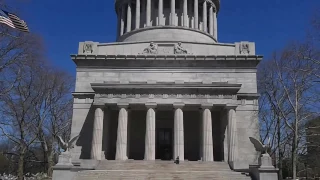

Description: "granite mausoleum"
53 0 279 179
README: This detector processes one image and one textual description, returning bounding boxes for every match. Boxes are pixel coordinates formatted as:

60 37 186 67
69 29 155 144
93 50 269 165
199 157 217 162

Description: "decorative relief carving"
142 42 158 54
239 42 250 55
174 42 188 54
96 94 234 99
232 95 237 100
108 94 113 99
241 99 246 105
83 42 93 54
140 42 192 55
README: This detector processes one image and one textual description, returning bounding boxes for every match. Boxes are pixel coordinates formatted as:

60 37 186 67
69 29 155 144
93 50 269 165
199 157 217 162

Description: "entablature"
90 81 242 95
71 54 262 68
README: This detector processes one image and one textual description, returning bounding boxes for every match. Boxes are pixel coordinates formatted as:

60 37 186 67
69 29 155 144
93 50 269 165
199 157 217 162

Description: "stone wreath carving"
142 42 158 54
83 43 93 54
174 42 188 54
239 42 250 55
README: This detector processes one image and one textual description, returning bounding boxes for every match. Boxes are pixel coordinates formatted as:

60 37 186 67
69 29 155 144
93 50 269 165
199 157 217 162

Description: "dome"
114 0 220 43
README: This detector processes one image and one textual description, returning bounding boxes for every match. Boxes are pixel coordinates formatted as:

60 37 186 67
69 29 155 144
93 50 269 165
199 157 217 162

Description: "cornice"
71 54 263 61
71 54 262 68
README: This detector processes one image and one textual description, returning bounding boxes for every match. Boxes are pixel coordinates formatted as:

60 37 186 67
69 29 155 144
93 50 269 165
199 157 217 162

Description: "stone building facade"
70 0 262 171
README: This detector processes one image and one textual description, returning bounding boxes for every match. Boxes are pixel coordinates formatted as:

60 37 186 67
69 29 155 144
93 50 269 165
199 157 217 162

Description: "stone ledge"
71 54 263 61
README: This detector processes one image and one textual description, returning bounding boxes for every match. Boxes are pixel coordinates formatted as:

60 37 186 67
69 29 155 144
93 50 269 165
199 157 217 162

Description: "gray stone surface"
249 154 279 180
75 161 251 180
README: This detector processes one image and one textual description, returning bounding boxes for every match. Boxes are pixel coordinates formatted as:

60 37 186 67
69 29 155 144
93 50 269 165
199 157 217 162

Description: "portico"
82 79 240 163
90 102 237 162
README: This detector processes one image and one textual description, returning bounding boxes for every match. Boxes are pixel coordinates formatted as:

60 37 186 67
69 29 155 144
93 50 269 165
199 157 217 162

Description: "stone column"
183 0 188 27
201 105 214 161
227 107 238 165
117 9 121 39
91 107 104 160
209 5 213 36
146 0 151 26
120 5 125 36
126 2 132 33
202 0 207 32
158 0 163 25
173 103 184 161
213 10 217 40
194 0 198 29
135 0 140 29
171 0 175 25
144 103 156 160
115 104 129 160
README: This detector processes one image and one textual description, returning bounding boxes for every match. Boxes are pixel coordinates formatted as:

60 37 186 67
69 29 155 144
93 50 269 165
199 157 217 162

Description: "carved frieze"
141 42 191 55
96 94 235 99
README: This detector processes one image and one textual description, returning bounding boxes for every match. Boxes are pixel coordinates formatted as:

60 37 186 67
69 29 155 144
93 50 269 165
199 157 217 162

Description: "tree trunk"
41 140 48 173
47 148 54 177
17 149 25 180
277 117 283 180
292 127 298 179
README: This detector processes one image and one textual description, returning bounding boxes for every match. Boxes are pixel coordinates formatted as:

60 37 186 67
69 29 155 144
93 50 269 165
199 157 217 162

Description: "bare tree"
35 69 73 176
258 42 319 179
258 57 293 180
0 25 41 97
0 55 51 180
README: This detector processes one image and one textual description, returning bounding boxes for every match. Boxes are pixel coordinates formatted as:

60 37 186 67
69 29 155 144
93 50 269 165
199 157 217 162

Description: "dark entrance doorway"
156 128 172 160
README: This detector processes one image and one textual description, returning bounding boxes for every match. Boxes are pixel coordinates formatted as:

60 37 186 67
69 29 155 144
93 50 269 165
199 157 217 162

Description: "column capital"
173 102 185 109
145 102 157 109
225 104 237 110
93 104 105 109
117 103 129 109
201 103 213 109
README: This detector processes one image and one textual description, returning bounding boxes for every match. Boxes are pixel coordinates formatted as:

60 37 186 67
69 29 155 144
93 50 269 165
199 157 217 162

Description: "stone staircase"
74 160 251 180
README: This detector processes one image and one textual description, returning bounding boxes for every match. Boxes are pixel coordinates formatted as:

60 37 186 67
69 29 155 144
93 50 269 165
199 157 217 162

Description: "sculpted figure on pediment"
143 42 158 54
174 42 188 54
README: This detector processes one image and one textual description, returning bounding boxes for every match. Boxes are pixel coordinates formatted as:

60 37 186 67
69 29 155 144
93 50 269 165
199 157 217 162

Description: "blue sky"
9 0 320 75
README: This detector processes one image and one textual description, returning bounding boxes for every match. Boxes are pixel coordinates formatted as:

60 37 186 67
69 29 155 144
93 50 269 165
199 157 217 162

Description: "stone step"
75 161 251 180
96 160 231 171
75 170 251 180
